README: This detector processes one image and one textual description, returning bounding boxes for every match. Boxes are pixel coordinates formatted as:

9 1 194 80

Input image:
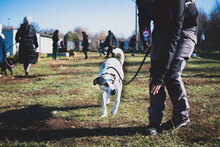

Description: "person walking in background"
129 35 137 57
16 16 38 76
119 40 125 52
0 24 6 78
137 0 199 135
52 30 59 60
99 40 106 57
82 31 89 59
104 30 117 58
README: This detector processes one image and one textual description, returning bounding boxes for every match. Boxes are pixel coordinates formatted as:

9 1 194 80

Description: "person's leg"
165 59 189 123
106 46 111 58
83 47 88 59
55 46 58 60
146 29 169 135
161 28 196 130
148 84 167 125
24 62 28 76
110 46 114 57
53 47 55 60
146 83 166 135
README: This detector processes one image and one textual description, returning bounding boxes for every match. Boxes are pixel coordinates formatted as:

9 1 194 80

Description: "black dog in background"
0 58 16 76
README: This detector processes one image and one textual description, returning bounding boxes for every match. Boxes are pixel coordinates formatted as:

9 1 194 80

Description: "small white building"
2 29 53 55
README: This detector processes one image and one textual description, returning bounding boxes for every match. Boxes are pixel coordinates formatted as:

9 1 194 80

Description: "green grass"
0 52 219 146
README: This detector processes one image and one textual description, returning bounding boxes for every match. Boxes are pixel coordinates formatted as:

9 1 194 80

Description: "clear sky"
0 0 219 37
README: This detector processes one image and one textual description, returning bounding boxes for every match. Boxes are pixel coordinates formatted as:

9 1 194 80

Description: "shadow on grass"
182 74 220 78
14 75 47 79
0 104 99 129
0 104 147 142
0 127 146 142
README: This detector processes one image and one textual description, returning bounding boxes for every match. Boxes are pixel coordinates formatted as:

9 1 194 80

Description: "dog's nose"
111 89 116 95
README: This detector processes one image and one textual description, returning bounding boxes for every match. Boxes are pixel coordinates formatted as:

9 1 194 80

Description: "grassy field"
0 52 219 146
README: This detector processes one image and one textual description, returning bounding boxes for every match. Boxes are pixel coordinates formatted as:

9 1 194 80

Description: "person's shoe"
145 123 159 136
25 71 29 76
160 118 190 131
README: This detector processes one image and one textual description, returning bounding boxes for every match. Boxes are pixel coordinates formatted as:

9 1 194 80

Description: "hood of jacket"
20 23 36 34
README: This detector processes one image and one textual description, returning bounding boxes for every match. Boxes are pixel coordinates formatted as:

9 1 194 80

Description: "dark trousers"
148 28 196 125
106 46 114 57
131 46 136 57
53 47 58 60
82 46 88 59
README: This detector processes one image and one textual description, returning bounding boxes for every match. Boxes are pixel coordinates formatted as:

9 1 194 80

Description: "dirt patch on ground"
183 78 219 86
0 75 46 84
131 78 148 86
124 64 151 71
67 89 81 95
45 118 81 130
26 89 59 96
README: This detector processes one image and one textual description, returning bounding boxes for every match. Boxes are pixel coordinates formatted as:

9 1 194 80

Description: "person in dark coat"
137 0 198 135
129 35 137 57
0 24 6 78
119 40 125 52
103 30 117 58
52 30 59 60
16 16 38 76
82 31 89 59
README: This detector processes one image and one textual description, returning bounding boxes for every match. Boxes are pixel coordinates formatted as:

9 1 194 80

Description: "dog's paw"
111 110 117 116
101 113 107 117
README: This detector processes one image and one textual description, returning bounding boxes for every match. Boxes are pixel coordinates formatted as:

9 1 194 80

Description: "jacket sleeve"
137 0 152 49
34 34 38 49
150 0 185 86
163 0 185 69
15 28 22 43
2 40 6 59
113 34 117 46
103 36 109 48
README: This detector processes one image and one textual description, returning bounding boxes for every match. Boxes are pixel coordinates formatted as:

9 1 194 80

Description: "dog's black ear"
93 77 100 85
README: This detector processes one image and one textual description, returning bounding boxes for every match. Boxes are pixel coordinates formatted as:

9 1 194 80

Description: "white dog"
93 48 124 117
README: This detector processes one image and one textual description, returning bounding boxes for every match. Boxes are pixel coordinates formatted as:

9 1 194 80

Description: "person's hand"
150 44 154 52
151 85 161 95
146 42 151 49
149 77 161 95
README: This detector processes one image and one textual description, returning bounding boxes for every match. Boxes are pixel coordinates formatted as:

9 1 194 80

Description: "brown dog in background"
69 50 77 59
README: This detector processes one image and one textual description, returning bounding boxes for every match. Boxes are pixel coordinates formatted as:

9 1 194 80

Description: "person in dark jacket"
0 24 6 78
16 16 38 76
103 30 117 58
137 0 198 135
129 35 137 57
119 40 125 52
99 40 106 57
52 30 59 60
82 31 89 59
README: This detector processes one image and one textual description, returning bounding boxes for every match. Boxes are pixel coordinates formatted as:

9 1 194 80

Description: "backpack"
183 0 199 29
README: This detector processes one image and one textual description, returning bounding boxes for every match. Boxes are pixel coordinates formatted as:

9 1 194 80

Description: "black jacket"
16 24 38 64
82 34 89 48
104 33 117 48
129 36 137 48
52 33 59 48
137 0 187 85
